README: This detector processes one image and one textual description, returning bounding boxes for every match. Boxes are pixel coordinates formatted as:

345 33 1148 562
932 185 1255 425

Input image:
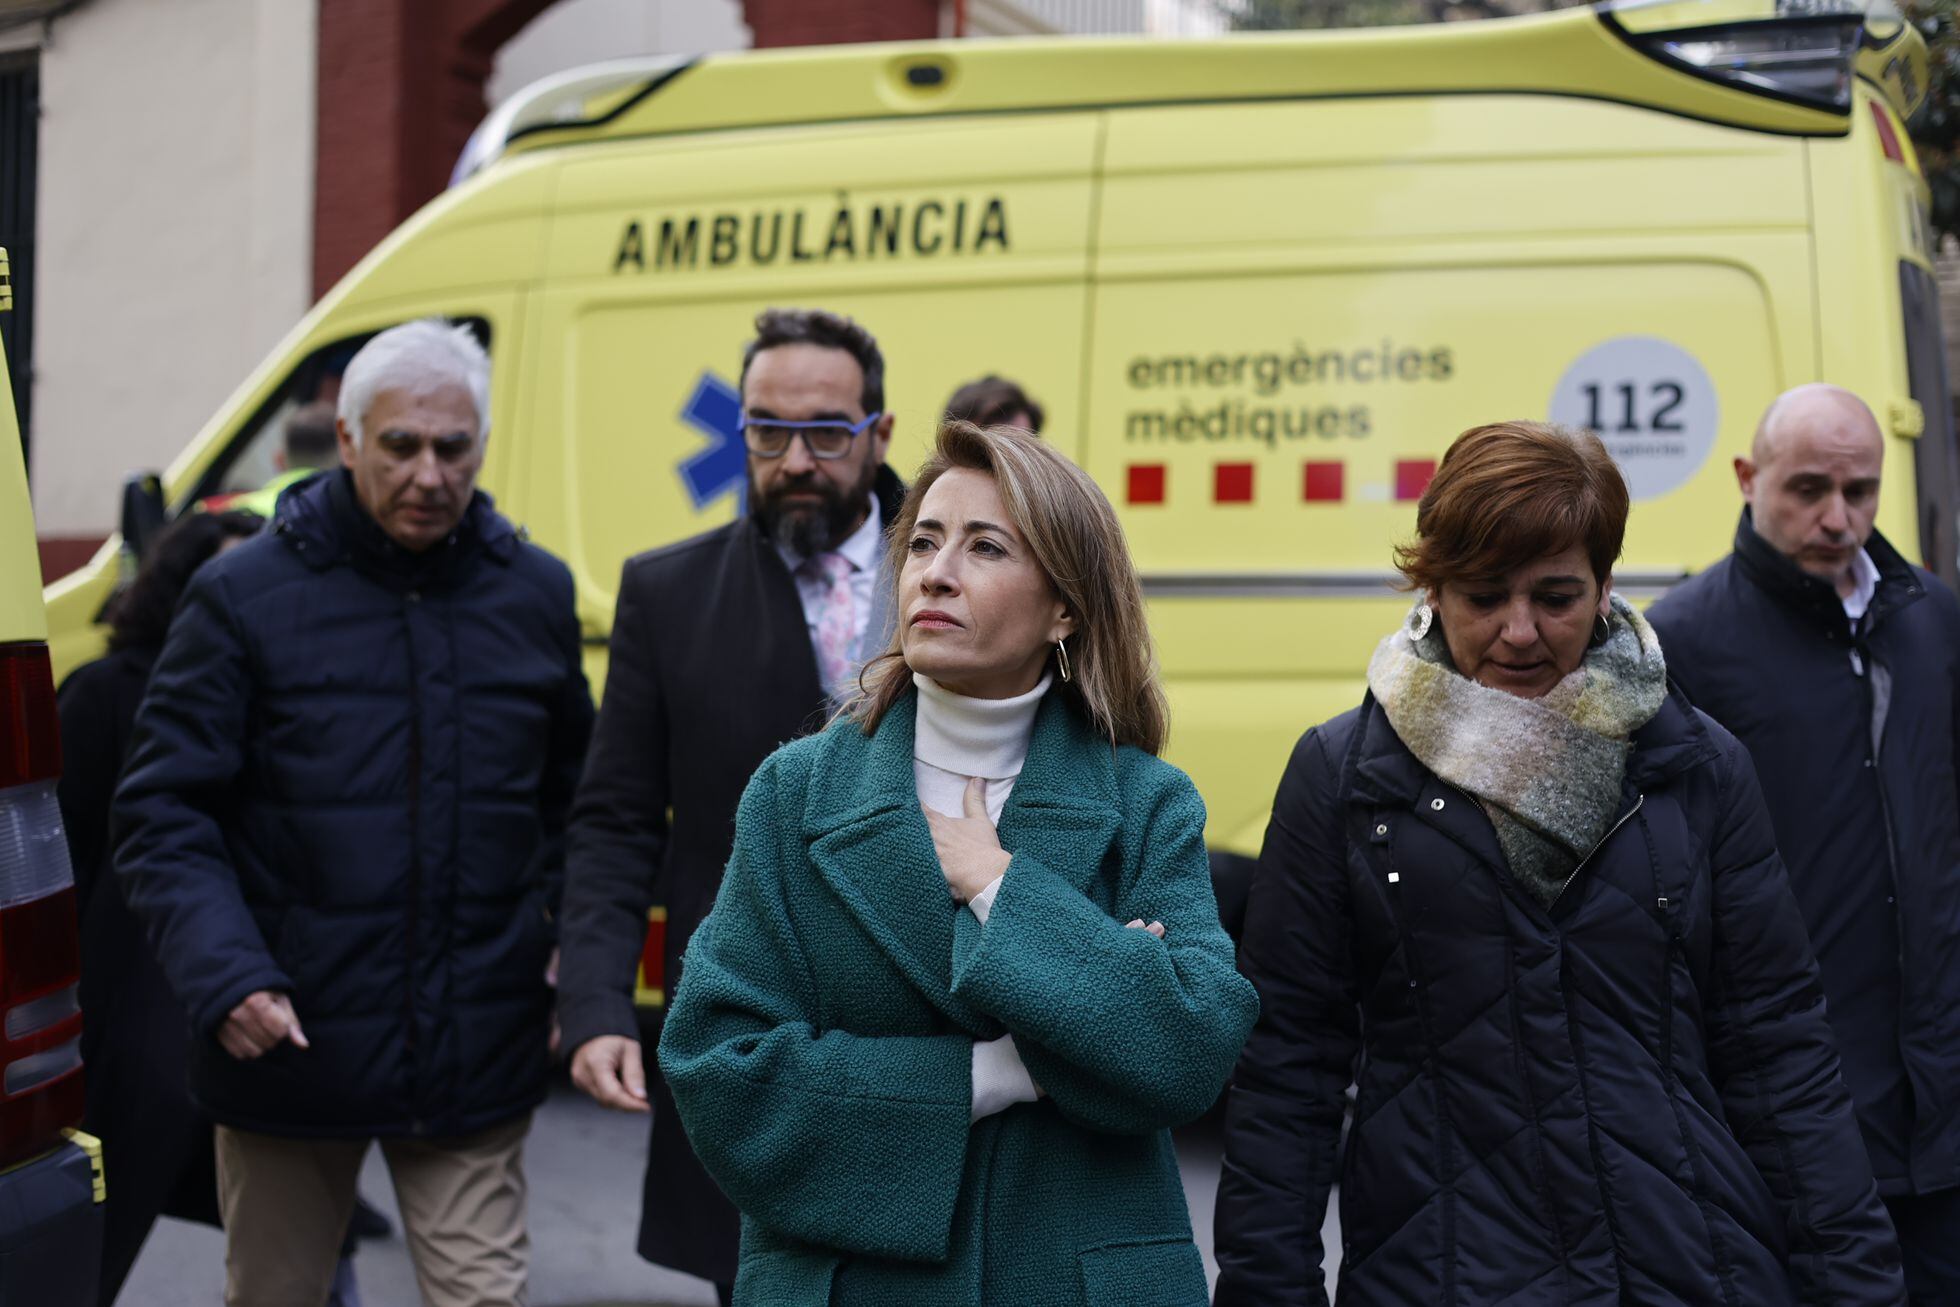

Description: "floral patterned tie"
801 552 858 699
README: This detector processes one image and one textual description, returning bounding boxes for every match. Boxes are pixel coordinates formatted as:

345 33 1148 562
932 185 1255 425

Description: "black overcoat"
1213 687 1904 1306
556 465 904 1284
1647 515 1960 1197
113 471 594 1139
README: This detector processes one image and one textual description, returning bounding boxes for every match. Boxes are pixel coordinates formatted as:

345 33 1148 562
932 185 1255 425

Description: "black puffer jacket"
1648 516 1960 1197
1214 687 1903 1306
115 471 594 1139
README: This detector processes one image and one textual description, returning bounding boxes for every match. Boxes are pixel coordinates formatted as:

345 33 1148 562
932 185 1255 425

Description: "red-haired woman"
1214 421 1904 1305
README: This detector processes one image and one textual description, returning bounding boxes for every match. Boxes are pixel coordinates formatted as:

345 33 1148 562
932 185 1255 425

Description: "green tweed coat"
657 688 1259 1306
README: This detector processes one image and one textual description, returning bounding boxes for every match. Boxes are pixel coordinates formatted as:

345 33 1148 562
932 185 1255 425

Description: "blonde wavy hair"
848 421 1169 755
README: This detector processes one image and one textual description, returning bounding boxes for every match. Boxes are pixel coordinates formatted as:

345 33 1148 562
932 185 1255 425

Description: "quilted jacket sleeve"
113 569 290 1037
946 768 1258 1136
1212 726 1355 1307
656 756 976 1264
1702 730 1906 1306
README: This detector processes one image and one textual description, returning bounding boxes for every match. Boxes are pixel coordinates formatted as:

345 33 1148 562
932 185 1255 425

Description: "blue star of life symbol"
677 371 746 513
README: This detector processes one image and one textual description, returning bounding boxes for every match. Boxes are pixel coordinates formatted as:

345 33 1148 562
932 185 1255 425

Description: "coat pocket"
1077 1236 1209 1307
733 1245 839 1304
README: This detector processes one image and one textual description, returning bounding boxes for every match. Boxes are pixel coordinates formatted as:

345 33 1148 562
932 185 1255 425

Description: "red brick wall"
312 0 556 299
37 536 106 585
310 0 948 299
745 0 940 47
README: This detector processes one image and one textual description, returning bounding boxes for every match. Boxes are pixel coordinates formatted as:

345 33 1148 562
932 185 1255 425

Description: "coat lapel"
805 699 996 1035
804 690 1123 1036
993 693 1124 892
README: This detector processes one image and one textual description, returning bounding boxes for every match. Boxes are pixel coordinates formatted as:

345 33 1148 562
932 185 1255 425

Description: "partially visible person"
558 308 903 1303
200 392 342 518
944 373 1043 433
114 319 593 1307
659 420 1257 1303
57 511 261 1306
227 398 340 517
1648 383 1960 1303
1214 420 1903 1305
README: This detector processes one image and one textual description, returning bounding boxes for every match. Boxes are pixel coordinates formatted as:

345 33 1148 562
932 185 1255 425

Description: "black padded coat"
114 471 593 1139
1213 687 1903 1306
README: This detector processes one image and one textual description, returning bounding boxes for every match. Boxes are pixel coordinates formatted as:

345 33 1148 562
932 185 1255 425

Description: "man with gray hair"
116 318 594 1306
1648 383 1960 1300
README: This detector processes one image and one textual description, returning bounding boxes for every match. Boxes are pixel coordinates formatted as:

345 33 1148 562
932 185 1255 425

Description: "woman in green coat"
659 420 1259 1306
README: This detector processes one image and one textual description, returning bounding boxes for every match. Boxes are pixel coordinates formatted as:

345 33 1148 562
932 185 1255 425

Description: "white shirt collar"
777 498 882 575
912 671 1053 781
1842 547 1879 623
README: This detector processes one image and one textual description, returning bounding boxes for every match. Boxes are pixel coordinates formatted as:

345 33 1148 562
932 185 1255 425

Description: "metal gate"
0 54 36 468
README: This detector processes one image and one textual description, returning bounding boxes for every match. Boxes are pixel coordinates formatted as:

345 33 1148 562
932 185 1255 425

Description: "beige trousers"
214 1114 531 1307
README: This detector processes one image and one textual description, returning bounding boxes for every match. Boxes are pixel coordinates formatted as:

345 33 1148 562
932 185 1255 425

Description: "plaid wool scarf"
1366 593 1667 907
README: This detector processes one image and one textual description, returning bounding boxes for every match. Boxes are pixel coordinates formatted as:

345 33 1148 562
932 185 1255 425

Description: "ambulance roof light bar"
451 56 692 187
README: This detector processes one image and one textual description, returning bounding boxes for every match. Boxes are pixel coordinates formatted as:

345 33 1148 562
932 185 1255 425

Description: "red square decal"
1303 462 1344 503
1395 459 1436 502
1127 463 1166 505
1215 462 1255 504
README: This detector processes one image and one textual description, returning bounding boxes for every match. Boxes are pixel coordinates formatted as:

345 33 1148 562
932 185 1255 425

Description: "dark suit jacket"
557 465 904 1282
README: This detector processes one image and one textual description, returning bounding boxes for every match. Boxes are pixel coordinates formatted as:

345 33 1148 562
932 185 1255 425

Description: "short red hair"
1394 421 1629 591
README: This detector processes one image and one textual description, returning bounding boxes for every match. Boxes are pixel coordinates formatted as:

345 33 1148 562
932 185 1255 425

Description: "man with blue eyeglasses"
557 308 902 1304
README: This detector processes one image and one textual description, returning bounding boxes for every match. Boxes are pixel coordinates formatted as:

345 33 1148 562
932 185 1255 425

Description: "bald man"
1648 383 1960 1301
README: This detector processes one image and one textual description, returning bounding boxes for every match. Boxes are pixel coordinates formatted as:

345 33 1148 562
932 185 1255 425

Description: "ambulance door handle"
1890 398 1925 439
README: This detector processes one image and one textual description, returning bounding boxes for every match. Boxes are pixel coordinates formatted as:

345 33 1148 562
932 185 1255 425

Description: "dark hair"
107 512 264 653
738 308 885 415
1394 420 1629 590
944 375 1044 434
283 401 339 466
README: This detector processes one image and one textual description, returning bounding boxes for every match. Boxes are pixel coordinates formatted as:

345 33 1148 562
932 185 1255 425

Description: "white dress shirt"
912 670 1051 1121
1842 546 1879 625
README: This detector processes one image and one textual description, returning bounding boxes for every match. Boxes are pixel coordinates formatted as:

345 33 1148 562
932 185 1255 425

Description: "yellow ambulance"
1 248 104 1303
42 0 1948 867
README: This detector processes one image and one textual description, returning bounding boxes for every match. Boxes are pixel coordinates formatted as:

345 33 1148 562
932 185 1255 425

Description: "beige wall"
28 0 316 538
490 0 750 108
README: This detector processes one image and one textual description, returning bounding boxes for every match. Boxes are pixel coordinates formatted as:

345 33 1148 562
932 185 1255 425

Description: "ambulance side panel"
1087 95 1815 852
529 114 1101 665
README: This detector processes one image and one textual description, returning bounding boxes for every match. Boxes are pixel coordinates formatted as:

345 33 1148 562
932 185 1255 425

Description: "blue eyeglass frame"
740 410 885 459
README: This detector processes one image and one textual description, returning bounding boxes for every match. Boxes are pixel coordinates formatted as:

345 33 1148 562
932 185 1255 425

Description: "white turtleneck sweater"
913 671 1048 1121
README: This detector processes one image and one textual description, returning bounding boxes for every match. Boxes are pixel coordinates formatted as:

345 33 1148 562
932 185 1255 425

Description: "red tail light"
0 642 84 1169
1 642 60 790
1871 100 1906 165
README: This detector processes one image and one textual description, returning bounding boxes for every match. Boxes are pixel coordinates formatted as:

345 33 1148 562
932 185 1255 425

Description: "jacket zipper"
1550 794 1646 911
1373 814 1458 1305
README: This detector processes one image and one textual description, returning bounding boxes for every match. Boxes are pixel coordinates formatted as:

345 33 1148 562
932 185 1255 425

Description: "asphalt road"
121 1082 1342 1306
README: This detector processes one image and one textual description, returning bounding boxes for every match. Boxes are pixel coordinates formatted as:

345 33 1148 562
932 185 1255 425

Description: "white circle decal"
1548 337 1719 501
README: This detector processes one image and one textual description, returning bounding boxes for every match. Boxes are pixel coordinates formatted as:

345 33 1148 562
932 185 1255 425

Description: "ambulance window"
185 319 491 507
1899 263 1958 589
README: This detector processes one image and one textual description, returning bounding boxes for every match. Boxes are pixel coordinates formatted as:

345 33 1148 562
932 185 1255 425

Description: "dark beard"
752 454 878 557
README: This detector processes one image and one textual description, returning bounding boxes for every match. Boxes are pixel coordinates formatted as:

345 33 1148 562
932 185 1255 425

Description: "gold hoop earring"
1055 639 1072 683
